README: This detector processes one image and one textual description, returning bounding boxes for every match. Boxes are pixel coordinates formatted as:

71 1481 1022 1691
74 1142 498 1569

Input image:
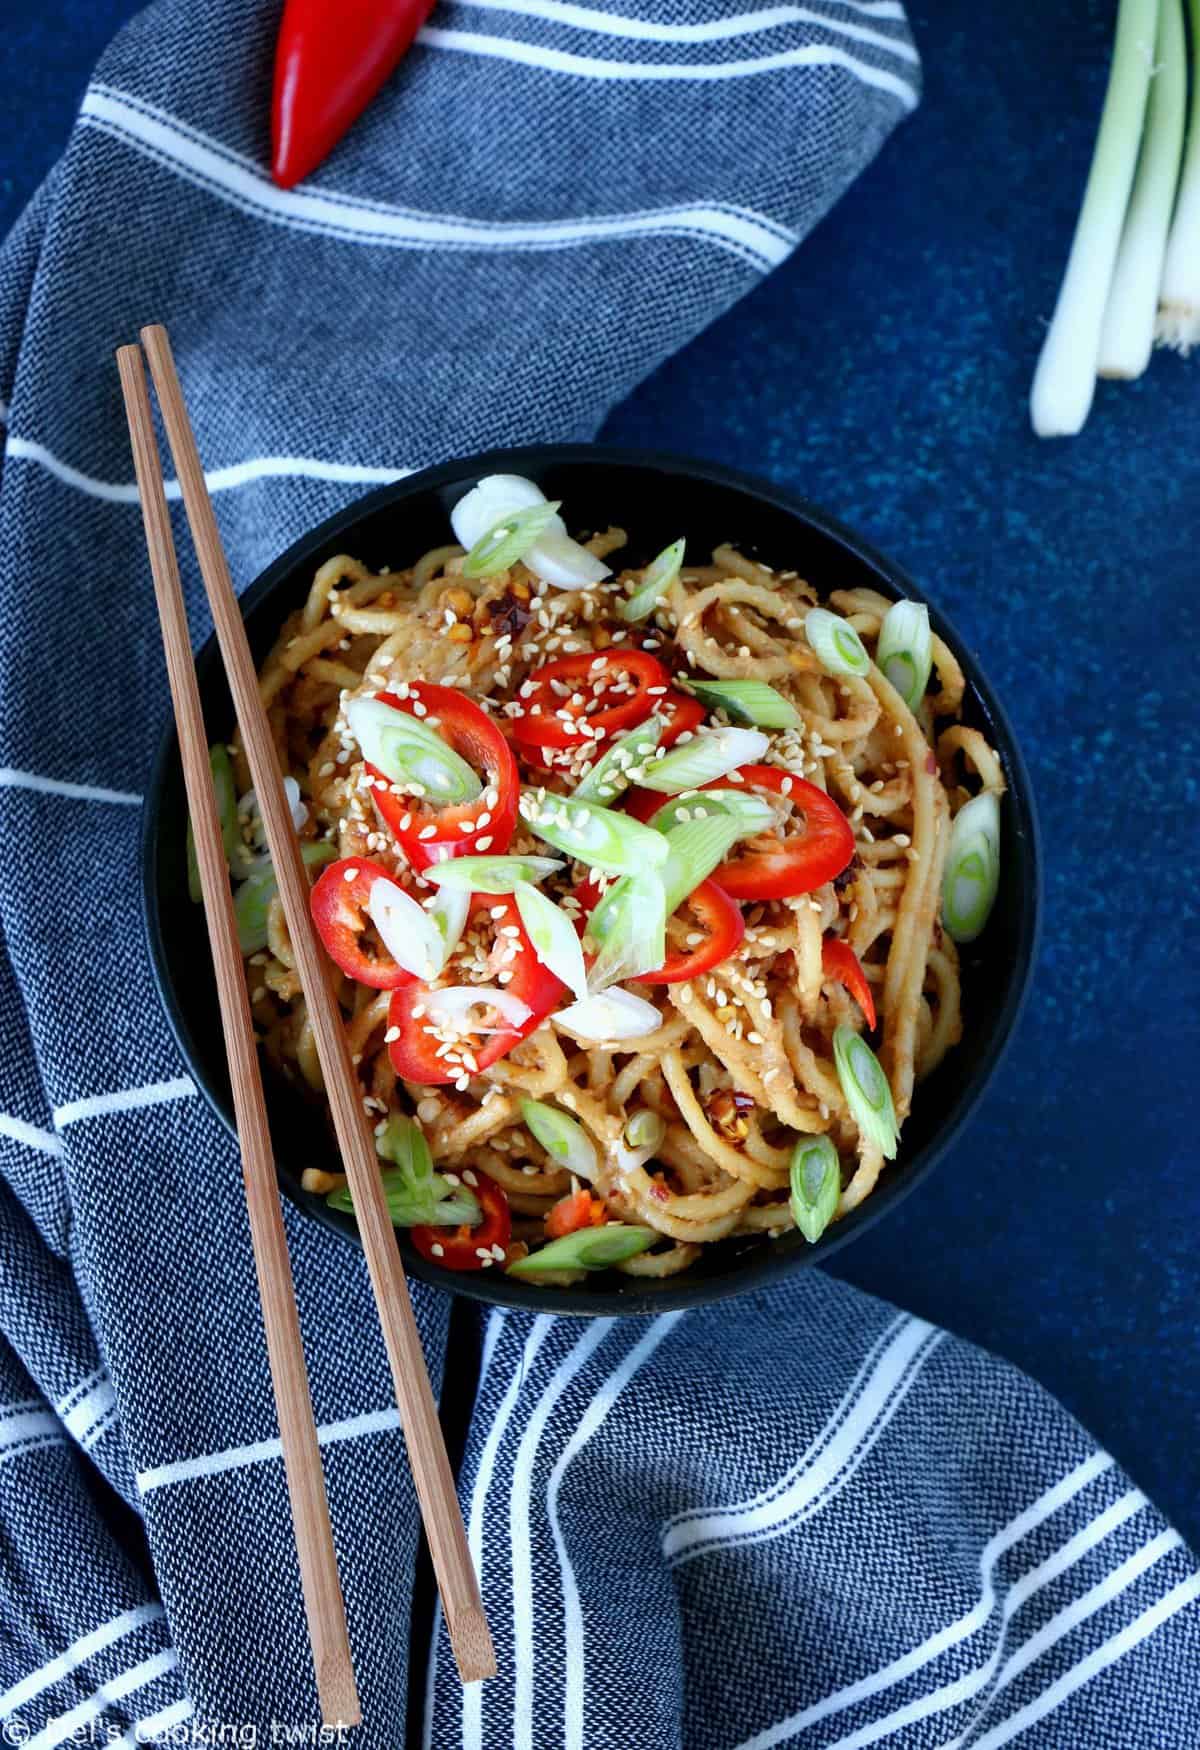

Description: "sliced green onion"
639 726 769 794
424 854 563 895
876 600 932 712
518 789 669 878
585 870 667 990
515 882 588 1000
623 1109 665 1152
648 789 775 844
422 985 532 1034
941 791 1001 944
1030 0 1157 435
234 841 337 952
1098 0 1187 378
555 989 663 1042
450 475 610 590
462 500 563 579
368 876 451 980
427 883 469 961
685 678 802 729
186 743 240 903
347 696 482 804
1157 0 1200 352
832 1025 898 1160
619 538 685 623
506 1224 656 1278
789 1135 841 1244
327 1114 481 1227
329 1170 481 1228
521 1099 599 1182
805 607 870 678
657 816 744 913
636 795 774 914
571 713 666 805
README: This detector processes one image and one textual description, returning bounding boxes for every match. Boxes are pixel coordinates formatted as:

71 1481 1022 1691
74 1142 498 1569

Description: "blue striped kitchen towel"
0 1 1196 1746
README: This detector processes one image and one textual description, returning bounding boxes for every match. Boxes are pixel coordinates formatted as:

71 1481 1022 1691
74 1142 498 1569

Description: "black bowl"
142 445 1039 1315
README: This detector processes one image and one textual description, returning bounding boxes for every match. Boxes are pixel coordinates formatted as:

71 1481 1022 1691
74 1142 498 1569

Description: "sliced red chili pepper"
510 650 669 749
650 880 745 983
386 894 565 1085
545 1188 608 1239
656 690 706 748
573 874 743 984
366 686 518 873
309 857 415 990
702 766 855 901
271 0 437 190
622 787 665 825
411 1175 512 1271
821 937 877 1031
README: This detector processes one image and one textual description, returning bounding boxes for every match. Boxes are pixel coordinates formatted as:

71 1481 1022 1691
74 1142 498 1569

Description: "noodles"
238 516 1004 1283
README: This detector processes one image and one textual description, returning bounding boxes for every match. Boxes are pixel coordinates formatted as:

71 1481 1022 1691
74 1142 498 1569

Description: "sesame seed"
419 825 438 840
384 1026 401 1043
342 865 358 881
476 836 494 852
431 1243 445 1257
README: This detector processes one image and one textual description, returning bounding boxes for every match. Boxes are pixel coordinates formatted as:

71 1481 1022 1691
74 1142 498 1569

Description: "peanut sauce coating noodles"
225 474 1006 1287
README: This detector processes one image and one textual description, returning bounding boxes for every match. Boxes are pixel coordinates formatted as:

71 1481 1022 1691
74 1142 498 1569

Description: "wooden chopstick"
137 323 496 1687
117 345 361 1728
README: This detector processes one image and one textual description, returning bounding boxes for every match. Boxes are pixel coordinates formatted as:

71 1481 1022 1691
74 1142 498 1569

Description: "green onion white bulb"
942 790 1001 944
805 607 871 678
876 600 932 712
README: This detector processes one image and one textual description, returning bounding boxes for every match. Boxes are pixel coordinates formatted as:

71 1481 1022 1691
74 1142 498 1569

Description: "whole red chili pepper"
271 0 438 189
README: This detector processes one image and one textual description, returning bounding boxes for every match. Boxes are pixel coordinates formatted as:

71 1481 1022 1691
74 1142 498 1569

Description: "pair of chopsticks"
118 326 496 1722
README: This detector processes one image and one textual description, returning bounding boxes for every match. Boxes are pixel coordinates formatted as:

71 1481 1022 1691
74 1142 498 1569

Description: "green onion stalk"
1031 0 1159 435
1157 0 1200 350
1099 0 1187 378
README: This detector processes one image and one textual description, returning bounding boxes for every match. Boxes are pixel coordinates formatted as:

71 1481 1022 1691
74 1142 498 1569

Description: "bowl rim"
141 442 1041 1316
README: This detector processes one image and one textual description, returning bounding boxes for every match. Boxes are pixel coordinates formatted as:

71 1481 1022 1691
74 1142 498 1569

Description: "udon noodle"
234 515 1003 1282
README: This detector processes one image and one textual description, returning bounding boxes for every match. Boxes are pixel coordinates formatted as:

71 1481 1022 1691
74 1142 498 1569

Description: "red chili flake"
649 1178 670 1203
833 855 862 894
487 592 533 640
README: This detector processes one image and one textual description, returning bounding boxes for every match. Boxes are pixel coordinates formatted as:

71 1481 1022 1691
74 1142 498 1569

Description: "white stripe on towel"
451 0 918 59
548 1313 684 1750
27 1650 179 1750
53 1079 196 1128
732 1452 1122 1750
121 1699 195 1747
79 89 793 271
418 27 920 107
136 1405 401 1492
510 1322 616 1750
0 1604 166 1716
5 433 411 504
665 1317 940 1564
0 1407 65 1460
969 1572 1200 1750
0 765 141 806
56 1374 118 1449
663 1313 907 1536
461 1314 554 1750
0 1112 64 1156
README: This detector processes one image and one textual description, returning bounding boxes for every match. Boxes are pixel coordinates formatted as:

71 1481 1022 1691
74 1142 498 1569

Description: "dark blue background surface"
4 3 1196 1542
